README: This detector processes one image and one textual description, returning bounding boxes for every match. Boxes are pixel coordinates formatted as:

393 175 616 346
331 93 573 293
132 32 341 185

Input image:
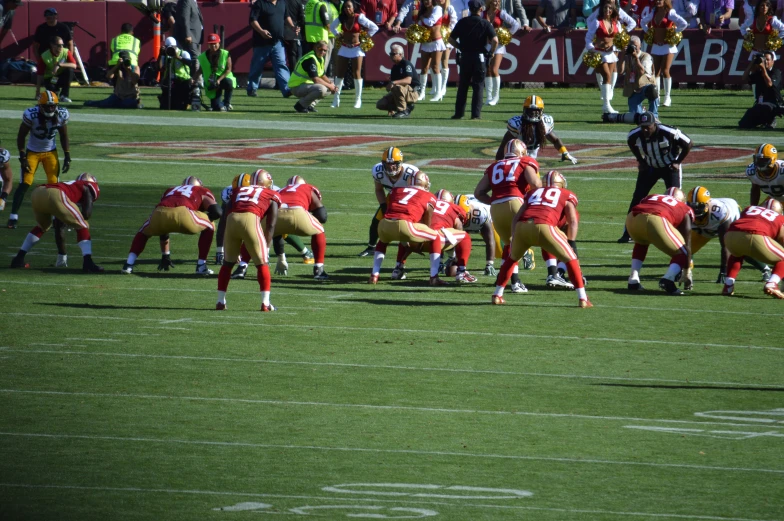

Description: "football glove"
215 250 224 265
62 152 71 174
715 271 726 284
158 254 175 271
275 257 289 276
561 152 577 165
19 152 30 173
484 263 497 276
683 271 694 291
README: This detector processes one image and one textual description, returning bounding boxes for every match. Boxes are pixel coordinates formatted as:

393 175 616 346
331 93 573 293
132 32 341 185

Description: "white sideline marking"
66 338 120 342
2 311 781 352
625 426 784 440
12 348 784 390
694 410 784 424
0 431 781 474
111 332 160 337
321 483 532 499
28 343 87 348
140 326 192 331
3 390 783 431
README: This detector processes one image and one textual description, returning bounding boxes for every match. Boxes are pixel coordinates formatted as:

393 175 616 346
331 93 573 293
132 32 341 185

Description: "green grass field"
0 84 782 521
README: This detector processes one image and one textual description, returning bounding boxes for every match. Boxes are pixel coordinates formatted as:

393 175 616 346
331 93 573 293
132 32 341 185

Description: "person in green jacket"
288 41 336 113
196 33 236 111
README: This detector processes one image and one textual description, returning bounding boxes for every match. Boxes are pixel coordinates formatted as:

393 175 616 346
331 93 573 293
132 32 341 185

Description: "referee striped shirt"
627 124 691 169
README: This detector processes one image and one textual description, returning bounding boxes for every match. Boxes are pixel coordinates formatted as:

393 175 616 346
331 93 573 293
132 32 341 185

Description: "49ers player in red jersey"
122 176 222 275
216 173 281 311
474 138 541 293
370 172 447 285
626 187 694 295
723 198 784 299
491 172 591 308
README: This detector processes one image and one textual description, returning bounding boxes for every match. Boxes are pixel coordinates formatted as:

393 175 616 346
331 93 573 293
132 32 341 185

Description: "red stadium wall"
0 2 772 84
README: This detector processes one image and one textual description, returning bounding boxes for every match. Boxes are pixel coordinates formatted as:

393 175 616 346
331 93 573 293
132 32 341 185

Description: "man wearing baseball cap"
33 7 72 60
195 33 236 111
157 36 193 109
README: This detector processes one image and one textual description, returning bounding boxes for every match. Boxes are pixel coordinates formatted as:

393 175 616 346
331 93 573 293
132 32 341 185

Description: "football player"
723 198 784 298
358 147 420 257
626 187 694 295
370 172 447 285
8 91 71 229
491 172 592 308
273 175 329 280
686 185 772 283
747 143 784 206
10 173 103 272
474 138 541 293
540 170 581 290
456 194 504 276
216 172 281 311
0 139 12 212
495 95 578 164
121 176 222 275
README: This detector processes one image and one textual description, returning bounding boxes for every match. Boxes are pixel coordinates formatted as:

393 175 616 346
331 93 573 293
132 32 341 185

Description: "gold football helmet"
504 138 527 158
522 95 544 123
38 90 59 118
455 194 472 216
543 170 567 188
286 175 305 186
436 189 453 203
687 186 711 225
763 197 784 214
252 169 273 188
182 176 203 186
754 144 779 181
409 171 430 190
382 147 404 178
232 173 253 190
665 187 686 202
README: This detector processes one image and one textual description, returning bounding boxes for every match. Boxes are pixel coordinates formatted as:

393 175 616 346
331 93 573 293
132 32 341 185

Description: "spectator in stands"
673 0 699 27
361 0 400 30
158 36 193 110
284 0 305 72
376 43 420 117
534 0 577 30
739 50 783 128
174 0 203 77
698 0 733 30
84 51 142 109
108 23 141 68
289 40 336 112
0 0 22 52
33 8 73 60
502 0 531 28
248 0 293 98
196 33 236 111
35 36 76 103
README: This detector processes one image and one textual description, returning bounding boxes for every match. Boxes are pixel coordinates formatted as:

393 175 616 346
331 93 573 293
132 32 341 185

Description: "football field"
0 85 782 521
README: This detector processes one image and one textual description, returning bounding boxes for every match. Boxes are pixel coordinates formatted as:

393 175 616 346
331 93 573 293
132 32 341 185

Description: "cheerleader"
641 0 687 107
740 0 784 57
330 0 379 109
484 0 520 106
585 1 636 113
433 0 458 99
413 0 446 101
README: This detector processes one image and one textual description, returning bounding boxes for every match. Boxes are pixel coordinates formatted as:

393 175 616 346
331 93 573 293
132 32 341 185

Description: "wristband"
559 146 568 154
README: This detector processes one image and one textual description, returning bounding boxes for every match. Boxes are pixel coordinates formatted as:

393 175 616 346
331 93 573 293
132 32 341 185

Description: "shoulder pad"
507 115 522 135
221 186 233 204
58 107 70 122
745 163 757 178
22 107 35 124
542 114 554 134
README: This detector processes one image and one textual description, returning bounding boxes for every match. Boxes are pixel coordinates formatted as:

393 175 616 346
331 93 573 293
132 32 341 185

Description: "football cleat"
196 263 214 275
578 299 594 308
762 266 772 282
391 266 407 280
455 270 477 283
7 217 17 229
358 246 376 257
722 283 735 296
302 250 315 264
546 274 574 290
617 232 632 243
10 254 29 269
121 263 134 274
82 258 104 273
55 255 68 268
261 303 276 312
484 263 497 276
628 280 644 291
522 249 536 270
368 274 379 284
429 276 449 286
659 278 683 295
216 302 227 310
231 264 247 279
313 266 329 280
491 295 506 305
764 283 784 299
510 282 528 293
754 143 778 181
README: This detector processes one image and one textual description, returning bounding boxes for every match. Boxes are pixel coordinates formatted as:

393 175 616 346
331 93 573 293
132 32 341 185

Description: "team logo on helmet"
504 139 527 158
754 144 779 181
665 187 685 202
455 194 472 216
232 172 253 190
409 171 430 190
182 176 203 186
38 90 59 118
251 169 273 188
76 173 100 199
382 147 404 178
686 186 711 225
436 189 453 203
286 175 305 186
522 95 544 123
543 170 566 188
762 197 784 214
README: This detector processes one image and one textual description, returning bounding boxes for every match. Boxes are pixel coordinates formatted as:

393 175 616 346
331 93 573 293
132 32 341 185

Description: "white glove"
561 151 578 165
275 257 289 276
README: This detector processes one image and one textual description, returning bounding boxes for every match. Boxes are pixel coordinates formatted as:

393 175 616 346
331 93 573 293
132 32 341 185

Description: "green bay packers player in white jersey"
747 143 784 205
8 91 71 229
495 95 577 164
0 141 12 212
358 147 420 257
687 185 772 283
455 194 503 275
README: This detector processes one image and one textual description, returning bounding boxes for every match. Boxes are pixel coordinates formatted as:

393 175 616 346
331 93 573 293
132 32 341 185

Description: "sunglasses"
53 44 64 48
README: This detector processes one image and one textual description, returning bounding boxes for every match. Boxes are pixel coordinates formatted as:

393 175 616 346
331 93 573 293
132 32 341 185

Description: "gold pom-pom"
664 28 682 46
643 30 655 45
441 26 451 44
405 24 422 43
767 30 782 51
496 27 512 47
420 24 433 43
613 30 630 50
743 30 755 51
582 51 602 69
359 30 374 52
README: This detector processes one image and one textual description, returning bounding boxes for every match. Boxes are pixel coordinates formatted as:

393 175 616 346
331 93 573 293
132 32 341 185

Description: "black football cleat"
7 218 18 229
10 254 29 269
83 258 105 273
628 281 644 291
357 246 376 257
659 278 683 295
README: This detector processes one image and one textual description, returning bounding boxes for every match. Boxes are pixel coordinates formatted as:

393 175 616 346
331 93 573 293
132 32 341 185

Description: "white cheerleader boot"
490 76 500 105
440 69 449 97
484 76 493 105
331 78 343 108
418 72 428 101
354 78 363 109
601 84 617 114
430 72 443 101
662 77 672 107
596 73 604 100
611 71 618 90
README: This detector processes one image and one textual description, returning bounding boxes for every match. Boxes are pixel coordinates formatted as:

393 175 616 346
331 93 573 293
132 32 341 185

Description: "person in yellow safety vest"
108 23 141 67
157 36 193 110
325 0 339 76
303 0 330 54
196 33 236 112
288 40 337 113
35 36 77 103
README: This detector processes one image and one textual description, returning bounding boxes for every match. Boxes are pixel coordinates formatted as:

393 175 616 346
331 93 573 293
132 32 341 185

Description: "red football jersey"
44 180 99 204
157 185 215 212
278 183 322 210
632 194 695 226
483 156 540 202
729 206 784 237
385 186 436 221
521 187 579 226
229 186 282 219
431 201 467 230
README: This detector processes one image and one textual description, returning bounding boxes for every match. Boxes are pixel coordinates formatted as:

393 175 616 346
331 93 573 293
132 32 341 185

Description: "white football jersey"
693 197 741 239
22 106 70 153
463 194 492 232
0 148 10 167
506 114 555 159
372 162 419 189
746 161 784 201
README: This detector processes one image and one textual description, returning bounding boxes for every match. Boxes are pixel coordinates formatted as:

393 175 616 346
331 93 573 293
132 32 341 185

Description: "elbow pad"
312 206 328 224
273 235 286 256
207 204 223 221
568 239 578 258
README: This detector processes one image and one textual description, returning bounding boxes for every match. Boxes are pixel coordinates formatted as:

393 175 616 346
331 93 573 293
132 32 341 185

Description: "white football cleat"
391 266 407 280
455 270 477 283
55 255 68 268
510 282 528 293
196 263 214 275
546 274 574 290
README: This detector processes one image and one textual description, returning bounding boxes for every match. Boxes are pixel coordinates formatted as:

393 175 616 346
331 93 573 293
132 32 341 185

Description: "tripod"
62 21 95 85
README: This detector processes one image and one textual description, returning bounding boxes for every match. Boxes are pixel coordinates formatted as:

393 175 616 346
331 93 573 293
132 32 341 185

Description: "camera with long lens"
119 51 132 67
165 45 178 57
626 44 636 54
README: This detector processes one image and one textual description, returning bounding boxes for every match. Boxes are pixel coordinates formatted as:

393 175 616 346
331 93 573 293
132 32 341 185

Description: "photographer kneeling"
739 51 783 129
84 51 142 109
603 36 658 124
195 33 236 112
158 37 193 110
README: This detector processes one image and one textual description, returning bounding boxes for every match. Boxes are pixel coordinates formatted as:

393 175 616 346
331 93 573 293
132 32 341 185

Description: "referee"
448 0 497 120
618 111 692 243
